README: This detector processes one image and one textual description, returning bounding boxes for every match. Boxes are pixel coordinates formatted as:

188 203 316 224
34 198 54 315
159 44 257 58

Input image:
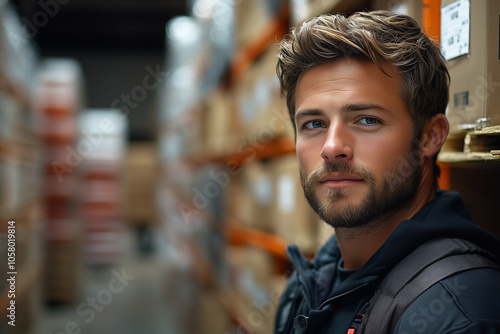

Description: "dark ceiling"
10 0 187 54
7 0 188 141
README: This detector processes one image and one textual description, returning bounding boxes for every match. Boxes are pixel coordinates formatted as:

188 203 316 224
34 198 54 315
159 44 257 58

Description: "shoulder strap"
350 238 500 334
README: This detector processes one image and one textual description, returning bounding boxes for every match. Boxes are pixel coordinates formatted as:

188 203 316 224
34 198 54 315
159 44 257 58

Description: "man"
274 10 500 334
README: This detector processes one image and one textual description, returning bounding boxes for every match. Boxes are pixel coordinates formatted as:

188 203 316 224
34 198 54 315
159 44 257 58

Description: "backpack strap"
348 238 500 334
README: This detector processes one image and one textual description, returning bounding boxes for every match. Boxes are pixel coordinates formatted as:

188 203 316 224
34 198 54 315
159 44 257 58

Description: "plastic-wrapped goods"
191 0 235 95
79 109 127 266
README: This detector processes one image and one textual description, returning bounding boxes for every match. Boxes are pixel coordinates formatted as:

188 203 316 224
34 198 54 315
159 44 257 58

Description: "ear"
420 114 449 158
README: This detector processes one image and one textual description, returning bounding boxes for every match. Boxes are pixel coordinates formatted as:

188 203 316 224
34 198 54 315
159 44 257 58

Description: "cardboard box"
200 87 239 156
234 62 260 144
252 44 295 142
199 289 231 334
371 0 422 24
124 143 158 225
271 154 321 254
291 0 373 24
227 245 280 334
235 0 284 50
44 240 81 303
235 44 295 147
443 0 500 134
239 160 275 232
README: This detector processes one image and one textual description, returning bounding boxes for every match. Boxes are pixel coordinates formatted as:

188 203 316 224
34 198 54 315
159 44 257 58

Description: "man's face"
294 59 422 228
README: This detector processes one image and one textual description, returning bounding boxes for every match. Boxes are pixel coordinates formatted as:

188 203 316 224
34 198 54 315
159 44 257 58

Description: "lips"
319 174 363 183
318 174 364 188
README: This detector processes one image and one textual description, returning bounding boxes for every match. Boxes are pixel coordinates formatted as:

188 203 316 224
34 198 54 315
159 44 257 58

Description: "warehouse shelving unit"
429 0 500 239
0 3 42 333
157 1 500 333
35 59 85 305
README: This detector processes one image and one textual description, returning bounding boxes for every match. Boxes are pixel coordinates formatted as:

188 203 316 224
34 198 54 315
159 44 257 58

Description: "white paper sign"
278 174 295 215
254 174 272 205
441 0 470 61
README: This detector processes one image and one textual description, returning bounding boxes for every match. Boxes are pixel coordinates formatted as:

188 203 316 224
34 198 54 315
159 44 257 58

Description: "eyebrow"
342 103 390 113
295 103 390 122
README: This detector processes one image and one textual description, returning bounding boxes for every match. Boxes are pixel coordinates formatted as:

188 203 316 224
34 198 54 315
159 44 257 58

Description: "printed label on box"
441 0 470 61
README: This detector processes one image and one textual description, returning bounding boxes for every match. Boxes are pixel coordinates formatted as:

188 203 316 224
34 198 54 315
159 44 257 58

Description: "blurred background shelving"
0 0 499 333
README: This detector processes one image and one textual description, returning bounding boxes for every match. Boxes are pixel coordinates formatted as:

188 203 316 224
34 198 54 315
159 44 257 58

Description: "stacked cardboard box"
157 13 234 334
441 0 500 152
234 43 294 148
227 245 286 334
200 45 294 159
271 154 325 254
124 143 157 227
231 153 325 255
0 3 42 332
436 0 500 242
198 86 237 157
35 58 84 304
202 2 319 329
239 160 275 233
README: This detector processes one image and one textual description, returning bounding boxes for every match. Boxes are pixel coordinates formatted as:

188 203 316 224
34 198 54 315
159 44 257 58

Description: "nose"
320 123 353 161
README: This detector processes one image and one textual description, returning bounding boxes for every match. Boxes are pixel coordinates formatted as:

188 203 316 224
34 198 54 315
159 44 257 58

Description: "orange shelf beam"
422 0 441 42
437 161 451 191
229 1 290 84
226 224 289 261
206 138 296 167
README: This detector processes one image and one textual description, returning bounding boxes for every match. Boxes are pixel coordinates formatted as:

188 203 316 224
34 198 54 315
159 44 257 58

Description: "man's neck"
336 185 436 271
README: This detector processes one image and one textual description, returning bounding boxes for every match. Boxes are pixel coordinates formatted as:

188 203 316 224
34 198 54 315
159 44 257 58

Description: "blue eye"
358 117 379 125
304 120 325 129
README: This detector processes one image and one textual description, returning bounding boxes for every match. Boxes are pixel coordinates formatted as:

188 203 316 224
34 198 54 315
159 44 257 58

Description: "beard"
300 141 422 229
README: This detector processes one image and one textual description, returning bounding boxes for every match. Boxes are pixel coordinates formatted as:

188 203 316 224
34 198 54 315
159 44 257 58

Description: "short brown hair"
277 10 450 137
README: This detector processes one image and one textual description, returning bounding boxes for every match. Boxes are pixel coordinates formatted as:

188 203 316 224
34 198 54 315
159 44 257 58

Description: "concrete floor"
38 230 187 334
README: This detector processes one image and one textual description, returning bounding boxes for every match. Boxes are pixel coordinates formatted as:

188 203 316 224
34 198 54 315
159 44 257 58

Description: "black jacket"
274 191 500 334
